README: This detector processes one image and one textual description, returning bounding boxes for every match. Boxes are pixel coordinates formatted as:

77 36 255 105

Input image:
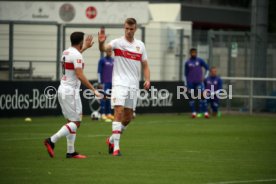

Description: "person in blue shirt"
98 50 114 121
204 66 223 117
184 48 209 118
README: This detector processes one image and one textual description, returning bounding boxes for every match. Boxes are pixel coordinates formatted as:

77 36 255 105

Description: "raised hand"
98 26 106 43
83 35 94 49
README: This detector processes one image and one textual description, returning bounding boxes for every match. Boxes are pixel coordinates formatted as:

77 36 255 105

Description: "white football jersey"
60 47 84 90
108 36 148 89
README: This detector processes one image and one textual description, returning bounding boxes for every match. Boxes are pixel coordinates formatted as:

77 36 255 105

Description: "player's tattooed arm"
142 60 150 90
80 35 94 53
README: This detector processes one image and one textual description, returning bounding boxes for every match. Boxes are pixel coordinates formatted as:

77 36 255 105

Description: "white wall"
0 24 9 61
0 24 142 80
144 21 192 81
0 2 192 81
0 22 192 81
0 24 58 79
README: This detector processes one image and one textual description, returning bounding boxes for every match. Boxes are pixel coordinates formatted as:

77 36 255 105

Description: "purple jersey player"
184 48 209 118
204 67 223 117
98 50 114 121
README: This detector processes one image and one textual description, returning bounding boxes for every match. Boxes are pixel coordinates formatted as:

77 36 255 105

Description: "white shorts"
111 85 138 110
58 86 82 121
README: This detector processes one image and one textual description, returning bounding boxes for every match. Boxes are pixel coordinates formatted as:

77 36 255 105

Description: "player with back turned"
44 32 100 159
98 18 151 156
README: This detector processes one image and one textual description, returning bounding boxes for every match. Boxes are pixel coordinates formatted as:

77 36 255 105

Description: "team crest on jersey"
195 61 199 66
136 46 140 52
214 81 218 85
77 59 82 63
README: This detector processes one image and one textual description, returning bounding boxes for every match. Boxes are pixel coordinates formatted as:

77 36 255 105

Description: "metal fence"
193 30 276 113
1 21 276 113
222 77 276 113
0 21 189 82
193 30 276 78
0 21 60 81
0 21 147 81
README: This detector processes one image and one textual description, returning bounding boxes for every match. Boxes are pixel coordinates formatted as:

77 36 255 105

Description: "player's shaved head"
210 66 217 76
70 32 84 46
106 50 112 57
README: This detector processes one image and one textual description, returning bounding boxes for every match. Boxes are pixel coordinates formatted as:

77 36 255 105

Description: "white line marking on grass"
207 178 276 184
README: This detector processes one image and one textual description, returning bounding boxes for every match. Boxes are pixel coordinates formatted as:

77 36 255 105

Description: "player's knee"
74 121 81 128
67 119 81 128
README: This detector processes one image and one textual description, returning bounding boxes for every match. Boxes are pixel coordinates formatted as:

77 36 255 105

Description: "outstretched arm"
75 68 101 97
142 60 150 90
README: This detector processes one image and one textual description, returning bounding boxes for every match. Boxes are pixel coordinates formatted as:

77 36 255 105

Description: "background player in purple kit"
204 66 223 117
98 50 114 121
184 48 209 118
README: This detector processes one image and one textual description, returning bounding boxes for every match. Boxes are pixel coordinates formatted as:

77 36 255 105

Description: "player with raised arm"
204 66 223 117
98 18 150 156
184 48 209 118
44 32 100 159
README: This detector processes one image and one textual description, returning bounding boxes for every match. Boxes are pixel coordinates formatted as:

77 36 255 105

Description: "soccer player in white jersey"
98 18 151 156
44 32 100 159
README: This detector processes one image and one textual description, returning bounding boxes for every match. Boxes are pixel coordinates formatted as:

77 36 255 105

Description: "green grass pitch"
0 114 275 184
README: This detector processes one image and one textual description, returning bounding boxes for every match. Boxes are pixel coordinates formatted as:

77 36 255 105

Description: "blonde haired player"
44 32 100 159
98 18 151 156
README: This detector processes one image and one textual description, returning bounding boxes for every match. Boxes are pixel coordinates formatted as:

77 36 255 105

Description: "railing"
221 77 276 114
3 60 56 81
